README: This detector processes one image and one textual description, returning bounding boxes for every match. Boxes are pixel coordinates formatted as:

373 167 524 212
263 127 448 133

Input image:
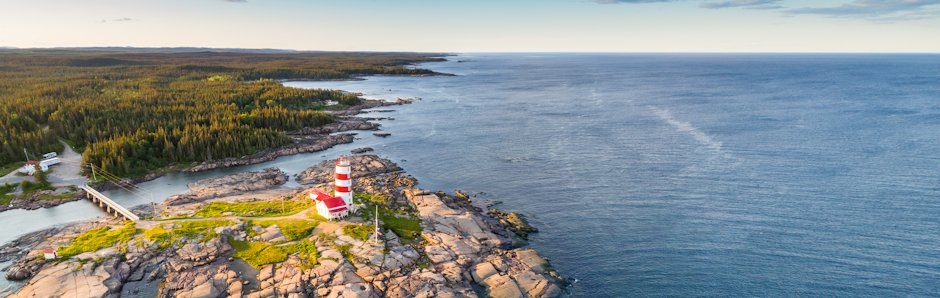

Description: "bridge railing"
80 184 140 222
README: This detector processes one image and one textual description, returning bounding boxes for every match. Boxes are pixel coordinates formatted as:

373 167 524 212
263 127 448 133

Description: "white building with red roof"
17 155 60 176
42 247 57 260
310 190 349 220
308 155 358 220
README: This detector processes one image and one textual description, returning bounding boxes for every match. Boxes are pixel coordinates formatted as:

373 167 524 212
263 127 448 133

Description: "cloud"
701 0 783 9
592 0 681 3
100 18 135 23
591 0 940 21
786 0 940 18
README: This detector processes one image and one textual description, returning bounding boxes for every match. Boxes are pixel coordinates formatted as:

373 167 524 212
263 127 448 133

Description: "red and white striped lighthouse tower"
335 155 354 209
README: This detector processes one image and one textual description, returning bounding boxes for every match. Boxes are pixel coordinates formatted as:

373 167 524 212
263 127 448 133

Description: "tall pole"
91 165 98 182
23 148 29 161
373 205 379 245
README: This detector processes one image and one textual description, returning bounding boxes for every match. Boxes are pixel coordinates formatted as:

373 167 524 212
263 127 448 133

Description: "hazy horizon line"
2 46 939 55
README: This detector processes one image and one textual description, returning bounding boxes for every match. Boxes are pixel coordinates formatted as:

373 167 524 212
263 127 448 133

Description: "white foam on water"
649 106 725 156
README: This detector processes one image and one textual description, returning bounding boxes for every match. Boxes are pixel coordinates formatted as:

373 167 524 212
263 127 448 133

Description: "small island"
1 155 567 297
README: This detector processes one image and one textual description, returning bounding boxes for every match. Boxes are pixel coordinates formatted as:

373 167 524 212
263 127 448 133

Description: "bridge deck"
80 185 140 222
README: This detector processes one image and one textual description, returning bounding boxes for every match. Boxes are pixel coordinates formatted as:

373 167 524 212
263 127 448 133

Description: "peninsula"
0 49 567 297
1 155 567 297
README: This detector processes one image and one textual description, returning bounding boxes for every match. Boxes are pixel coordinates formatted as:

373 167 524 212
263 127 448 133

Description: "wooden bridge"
80 184 140 222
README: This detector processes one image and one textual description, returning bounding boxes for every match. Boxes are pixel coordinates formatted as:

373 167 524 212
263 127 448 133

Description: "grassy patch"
355 192 388 205
35 191 77 201
359 202 422 244
342 224 374 242
333 243 353 260
142 225 174 249
306 211 327 221
280 239 319 268
194 199 312 218
172 220 234 239
0 162 23 177
58 222 139 258
0 183 17 194
20 180 53 193
143 220 234 248
248 219 318 241
381 214 422 243
0 183 16 205
229 238 288 268
0 194 14 205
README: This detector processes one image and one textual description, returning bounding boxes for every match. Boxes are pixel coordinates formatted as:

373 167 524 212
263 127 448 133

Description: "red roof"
42 247 55 254
312 190 333 201
25 160 39 165
321 196 348 212
312 190 348 212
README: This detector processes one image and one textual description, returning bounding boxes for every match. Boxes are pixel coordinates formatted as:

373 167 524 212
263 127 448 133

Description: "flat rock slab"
164 168 287 206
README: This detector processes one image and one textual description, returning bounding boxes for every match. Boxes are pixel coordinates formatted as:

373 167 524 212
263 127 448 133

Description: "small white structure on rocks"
42 247 57 260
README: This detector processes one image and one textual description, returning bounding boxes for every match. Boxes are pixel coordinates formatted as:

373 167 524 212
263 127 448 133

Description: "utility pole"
373 205 379 245
23 148 29 161
91 165 97 182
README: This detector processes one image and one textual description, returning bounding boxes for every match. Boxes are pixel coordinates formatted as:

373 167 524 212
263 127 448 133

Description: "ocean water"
286 54 940 297
3 53 940 297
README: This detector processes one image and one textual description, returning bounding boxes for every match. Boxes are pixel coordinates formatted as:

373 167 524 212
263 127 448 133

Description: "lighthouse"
335 155 354 210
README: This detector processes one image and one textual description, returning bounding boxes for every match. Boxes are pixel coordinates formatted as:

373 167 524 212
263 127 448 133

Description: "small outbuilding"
18 156 60 176
42 247 57 260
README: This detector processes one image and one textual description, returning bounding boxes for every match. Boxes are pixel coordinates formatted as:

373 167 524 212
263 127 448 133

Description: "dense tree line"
0 50 446 175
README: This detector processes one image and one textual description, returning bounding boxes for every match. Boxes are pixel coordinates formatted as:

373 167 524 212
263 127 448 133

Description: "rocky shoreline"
185 98 411 173
0 189 82 213
1 155 567 297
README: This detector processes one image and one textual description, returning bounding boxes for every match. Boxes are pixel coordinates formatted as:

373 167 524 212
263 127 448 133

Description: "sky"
1 0 939 52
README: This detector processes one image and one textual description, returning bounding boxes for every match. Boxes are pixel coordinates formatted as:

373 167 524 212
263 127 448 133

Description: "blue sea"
4 53 939 297
287 53 940 297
